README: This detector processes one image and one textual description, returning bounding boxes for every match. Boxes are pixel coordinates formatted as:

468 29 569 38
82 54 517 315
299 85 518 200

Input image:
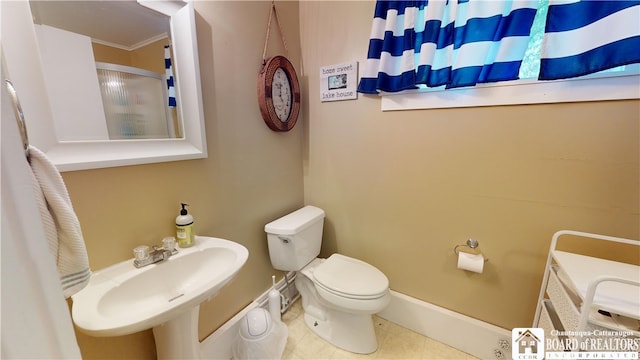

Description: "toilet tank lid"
264 206 325 235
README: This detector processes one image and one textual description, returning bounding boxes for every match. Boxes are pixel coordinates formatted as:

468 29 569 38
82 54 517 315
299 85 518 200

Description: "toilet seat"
312 254 388 300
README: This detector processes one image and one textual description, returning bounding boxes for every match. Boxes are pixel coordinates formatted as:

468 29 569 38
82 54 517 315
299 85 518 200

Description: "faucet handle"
134 245 150 261
162 237 177 252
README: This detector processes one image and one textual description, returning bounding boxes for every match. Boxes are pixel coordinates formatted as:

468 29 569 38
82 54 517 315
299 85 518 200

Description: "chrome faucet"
133 238 178 268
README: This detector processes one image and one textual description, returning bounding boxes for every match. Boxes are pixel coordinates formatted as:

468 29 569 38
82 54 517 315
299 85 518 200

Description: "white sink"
72 236 248 358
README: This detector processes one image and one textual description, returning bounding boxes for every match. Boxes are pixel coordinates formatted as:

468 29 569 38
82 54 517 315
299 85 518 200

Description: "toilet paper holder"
454 239 489 262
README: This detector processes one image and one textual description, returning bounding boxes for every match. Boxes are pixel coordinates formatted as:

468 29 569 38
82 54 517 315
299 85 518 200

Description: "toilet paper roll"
457 252 484 273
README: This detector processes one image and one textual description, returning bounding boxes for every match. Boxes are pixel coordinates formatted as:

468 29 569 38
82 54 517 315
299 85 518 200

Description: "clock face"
272 67 292 122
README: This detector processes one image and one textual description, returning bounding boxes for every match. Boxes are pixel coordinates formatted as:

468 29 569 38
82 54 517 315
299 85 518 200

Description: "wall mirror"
26 0 206 171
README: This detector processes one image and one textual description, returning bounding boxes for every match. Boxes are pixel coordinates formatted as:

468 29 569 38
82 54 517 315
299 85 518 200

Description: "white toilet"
265 205 390 354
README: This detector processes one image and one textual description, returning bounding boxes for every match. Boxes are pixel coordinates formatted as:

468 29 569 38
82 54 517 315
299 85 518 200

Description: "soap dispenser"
176 203 195 248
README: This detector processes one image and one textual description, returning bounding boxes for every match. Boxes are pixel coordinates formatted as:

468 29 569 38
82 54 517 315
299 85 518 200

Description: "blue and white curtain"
165 45 176 107
358 0 640 94
539 1 640 80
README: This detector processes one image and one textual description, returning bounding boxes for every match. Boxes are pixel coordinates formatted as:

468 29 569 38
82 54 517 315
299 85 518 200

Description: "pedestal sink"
72 236 249 359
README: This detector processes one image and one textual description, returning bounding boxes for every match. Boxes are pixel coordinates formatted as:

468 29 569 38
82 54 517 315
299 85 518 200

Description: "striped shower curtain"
165 45 176 107
358 0 640 94
539 1 640 80
357 0 539 93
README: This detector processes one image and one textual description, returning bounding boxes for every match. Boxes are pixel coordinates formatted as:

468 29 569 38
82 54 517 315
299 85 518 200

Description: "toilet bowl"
305 254 389 314
295 255 390 353
264 206 390 354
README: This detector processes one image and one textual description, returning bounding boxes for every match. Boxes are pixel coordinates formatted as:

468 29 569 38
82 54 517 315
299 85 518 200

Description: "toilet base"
301 303 378 354
294 260 386 354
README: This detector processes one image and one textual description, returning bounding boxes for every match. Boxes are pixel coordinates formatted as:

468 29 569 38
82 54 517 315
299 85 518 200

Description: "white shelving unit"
533 230 640 346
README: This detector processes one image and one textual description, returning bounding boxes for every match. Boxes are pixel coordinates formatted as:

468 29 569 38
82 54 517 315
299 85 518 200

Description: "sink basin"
72 236 248 337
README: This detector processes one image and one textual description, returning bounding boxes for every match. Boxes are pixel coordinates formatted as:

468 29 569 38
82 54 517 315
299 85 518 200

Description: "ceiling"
29 1 170 49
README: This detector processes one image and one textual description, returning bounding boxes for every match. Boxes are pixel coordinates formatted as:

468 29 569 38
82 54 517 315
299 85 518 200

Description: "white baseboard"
200 288 512 360
378 290 512 360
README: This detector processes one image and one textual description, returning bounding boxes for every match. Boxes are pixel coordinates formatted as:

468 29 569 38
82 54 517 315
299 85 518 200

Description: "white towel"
28 146 90 298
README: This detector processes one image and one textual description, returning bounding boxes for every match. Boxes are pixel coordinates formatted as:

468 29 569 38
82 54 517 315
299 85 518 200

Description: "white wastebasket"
232 308 288 359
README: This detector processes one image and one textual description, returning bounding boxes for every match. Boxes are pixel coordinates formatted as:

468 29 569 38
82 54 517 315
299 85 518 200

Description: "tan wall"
92 43 130 66
63 2 303 358
93 39 169 74
299 1 639 330
131 39 170 74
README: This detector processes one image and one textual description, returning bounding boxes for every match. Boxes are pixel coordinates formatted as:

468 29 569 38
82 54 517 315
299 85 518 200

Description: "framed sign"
320 62 358 102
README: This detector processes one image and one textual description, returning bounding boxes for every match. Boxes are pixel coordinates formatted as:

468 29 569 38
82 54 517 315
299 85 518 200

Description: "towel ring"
5 79 30 160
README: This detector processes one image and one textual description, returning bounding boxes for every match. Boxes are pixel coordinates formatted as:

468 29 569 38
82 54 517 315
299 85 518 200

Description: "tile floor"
281 300 478 359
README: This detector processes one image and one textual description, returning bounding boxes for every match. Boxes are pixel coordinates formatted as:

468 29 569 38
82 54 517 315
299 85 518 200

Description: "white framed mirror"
19 1 206 171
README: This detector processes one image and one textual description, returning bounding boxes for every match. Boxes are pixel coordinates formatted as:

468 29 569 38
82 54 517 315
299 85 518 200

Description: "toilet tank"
264 206 325 271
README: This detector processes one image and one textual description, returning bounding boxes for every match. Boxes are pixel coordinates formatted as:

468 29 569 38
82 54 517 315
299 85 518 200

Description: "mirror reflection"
29 1 182 140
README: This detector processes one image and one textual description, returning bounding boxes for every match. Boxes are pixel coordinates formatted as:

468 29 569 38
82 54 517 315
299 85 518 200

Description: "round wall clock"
257 55 301 132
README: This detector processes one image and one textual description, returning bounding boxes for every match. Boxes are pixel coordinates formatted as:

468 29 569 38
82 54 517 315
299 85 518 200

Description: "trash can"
232 308 288 359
